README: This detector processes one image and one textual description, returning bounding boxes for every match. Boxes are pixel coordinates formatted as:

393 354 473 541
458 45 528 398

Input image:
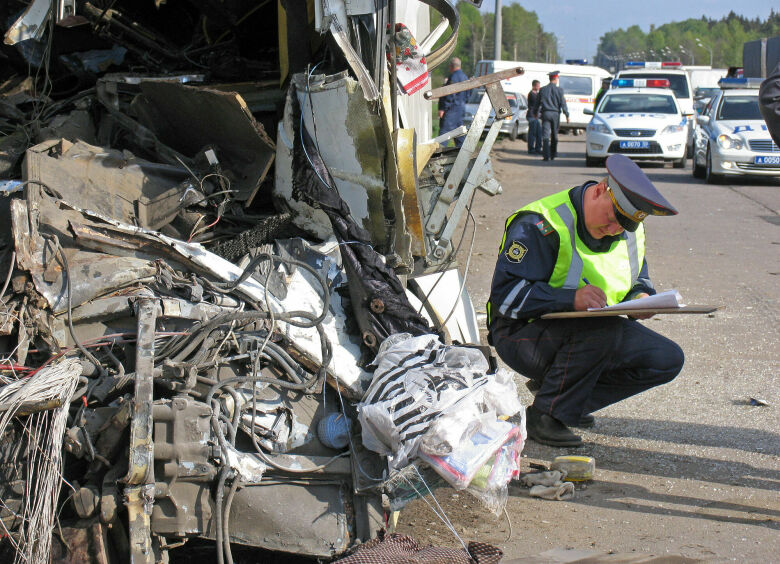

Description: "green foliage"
429 2 559 86
595 10 780 69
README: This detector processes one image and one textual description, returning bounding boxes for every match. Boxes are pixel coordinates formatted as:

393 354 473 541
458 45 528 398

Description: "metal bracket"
423 70 522 265
124 295 159 564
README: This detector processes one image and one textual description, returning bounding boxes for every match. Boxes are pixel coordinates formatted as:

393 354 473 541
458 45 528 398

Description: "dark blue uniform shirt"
439 69 469 112
489 183 655 330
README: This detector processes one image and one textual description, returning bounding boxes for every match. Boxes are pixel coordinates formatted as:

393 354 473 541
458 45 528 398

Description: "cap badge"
633 210 648 221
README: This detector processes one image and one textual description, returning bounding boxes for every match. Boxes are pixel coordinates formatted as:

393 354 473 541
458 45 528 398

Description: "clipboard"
541 305 719 319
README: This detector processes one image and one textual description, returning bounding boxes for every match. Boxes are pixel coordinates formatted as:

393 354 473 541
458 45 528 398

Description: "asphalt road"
398 137 780 562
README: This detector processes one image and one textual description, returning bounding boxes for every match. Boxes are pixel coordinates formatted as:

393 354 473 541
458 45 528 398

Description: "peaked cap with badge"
604 154 678 232
548 70 560 78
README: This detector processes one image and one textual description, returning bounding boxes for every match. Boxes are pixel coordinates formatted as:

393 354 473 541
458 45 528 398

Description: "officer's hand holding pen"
574 278 607 311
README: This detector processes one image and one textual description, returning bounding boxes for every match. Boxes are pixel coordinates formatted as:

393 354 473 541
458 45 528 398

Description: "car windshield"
619 73 690 98
559 75 592 95
717 96 762 120
694 87 719 99
599 93 678 114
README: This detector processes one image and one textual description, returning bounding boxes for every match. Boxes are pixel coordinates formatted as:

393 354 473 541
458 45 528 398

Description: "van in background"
474 60 611 131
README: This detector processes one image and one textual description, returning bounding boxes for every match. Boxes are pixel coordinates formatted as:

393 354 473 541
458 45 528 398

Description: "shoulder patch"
535 219 554 236
505 240 528 263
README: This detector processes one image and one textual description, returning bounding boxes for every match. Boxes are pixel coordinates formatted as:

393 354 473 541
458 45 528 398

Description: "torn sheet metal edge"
409 269 480 345
328 18 379 101
4 0 51 45
58 201 371 396
9 199 159 314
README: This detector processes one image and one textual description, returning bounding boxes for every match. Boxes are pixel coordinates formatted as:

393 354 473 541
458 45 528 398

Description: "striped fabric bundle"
358 334 495 470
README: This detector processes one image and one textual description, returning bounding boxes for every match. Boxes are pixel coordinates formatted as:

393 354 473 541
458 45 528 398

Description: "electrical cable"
222 475 241 564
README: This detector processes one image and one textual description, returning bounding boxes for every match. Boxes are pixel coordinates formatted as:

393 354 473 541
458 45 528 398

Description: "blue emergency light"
566 59 588 65
624 61 682 68
718 77 762 89
611 78 670 88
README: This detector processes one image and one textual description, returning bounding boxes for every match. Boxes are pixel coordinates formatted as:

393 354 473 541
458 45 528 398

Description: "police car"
692 77 779 183
584 78 687 167
617 62 696 157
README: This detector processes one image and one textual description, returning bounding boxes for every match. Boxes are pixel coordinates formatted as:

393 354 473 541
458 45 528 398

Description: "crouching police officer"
487 154 684 447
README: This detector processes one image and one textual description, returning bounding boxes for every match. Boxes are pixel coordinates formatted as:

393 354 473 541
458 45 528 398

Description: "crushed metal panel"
273 86 332 240
4 0 51 45
58 203 373 396
223 481 350 557
24 138 190 229
292 73 389 249
9 199 158 313
132 81 276 207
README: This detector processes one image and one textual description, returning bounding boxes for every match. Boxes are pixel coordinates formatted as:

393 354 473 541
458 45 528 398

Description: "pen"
582 278 590 285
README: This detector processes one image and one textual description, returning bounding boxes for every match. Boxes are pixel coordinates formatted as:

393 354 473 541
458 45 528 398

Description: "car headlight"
588 122 612 135
717 134 743 150
661 124 684 134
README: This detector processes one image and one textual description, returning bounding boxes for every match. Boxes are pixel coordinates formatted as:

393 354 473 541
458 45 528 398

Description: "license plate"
619 140 650 149
754 155 780 165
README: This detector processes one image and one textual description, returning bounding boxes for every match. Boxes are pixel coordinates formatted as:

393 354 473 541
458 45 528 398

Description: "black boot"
542 140 550 161
526 405 583 447
576 413 595 428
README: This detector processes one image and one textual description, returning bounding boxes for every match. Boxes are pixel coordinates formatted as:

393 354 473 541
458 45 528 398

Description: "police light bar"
718 77 762 89
566 58 588 65
611 78 671 88
624 61 682 68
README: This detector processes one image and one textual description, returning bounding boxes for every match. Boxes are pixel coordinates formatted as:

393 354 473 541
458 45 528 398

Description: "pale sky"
487 1 778 62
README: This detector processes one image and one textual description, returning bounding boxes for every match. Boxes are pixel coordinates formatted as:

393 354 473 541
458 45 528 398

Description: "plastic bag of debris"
418 415 522 490
358 334 523 471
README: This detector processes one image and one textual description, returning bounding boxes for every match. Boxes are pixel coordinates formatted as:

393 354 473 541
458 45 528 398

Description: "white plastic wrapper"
358 334 524 470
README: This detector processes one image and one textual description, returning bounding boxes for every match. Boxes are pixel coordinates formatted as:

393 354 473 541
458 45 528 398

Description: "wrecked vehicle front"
0 1 519 562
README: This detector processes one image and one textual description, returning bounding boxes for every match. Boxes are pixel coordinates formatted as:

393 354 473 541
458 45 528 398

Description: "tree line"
430 2 558 84
595 10 780 69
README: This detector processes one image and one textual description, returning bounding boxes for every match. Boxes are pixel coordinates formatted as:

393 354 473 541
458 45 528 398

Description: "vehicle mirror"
697 115 709 125
583 108 594 115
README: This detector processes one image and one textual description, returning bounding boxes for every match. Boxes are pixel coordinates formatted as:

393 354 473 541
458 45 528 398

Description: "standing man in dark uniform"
486 154 684 447
539 70 570 161
594 76 612 110
526 80 543 154
438 57 469 148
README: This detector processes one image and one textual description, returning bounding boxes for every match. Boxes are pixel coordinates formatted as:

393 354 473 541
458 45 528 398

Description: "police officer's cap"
548 70 560 78
605 154 678 232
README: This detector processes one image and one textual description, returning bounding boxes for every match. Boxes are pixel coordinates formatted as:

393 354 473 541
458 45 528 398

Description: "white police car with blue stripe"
692 77 780 183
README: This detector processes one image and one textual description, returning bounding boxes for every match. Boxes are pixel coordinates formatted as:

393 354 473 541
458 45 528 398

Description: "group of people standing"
526 70 570 161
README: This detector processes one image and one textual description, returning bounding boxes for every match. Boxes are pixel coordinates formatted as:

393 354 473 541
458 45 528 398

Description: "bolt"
370 298 385 314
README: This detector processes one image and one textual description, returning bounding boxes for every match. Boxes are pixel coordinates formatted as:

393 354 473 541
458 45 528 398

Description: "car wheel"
509 123 519 141
520 133 528 142
692 148 705 178
705 146 722 184
673 154 687 169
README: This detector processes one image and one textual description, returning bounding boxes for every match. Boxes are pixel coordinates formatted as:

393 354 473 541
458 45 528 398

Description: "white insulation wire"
0 357 81 564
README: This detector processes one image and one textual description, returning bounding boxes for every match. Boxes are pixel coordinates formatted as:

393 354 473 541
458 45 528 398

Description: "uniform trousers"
440 107 465 148
541 111 560 159
527 117 542 153
492 317 684 426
